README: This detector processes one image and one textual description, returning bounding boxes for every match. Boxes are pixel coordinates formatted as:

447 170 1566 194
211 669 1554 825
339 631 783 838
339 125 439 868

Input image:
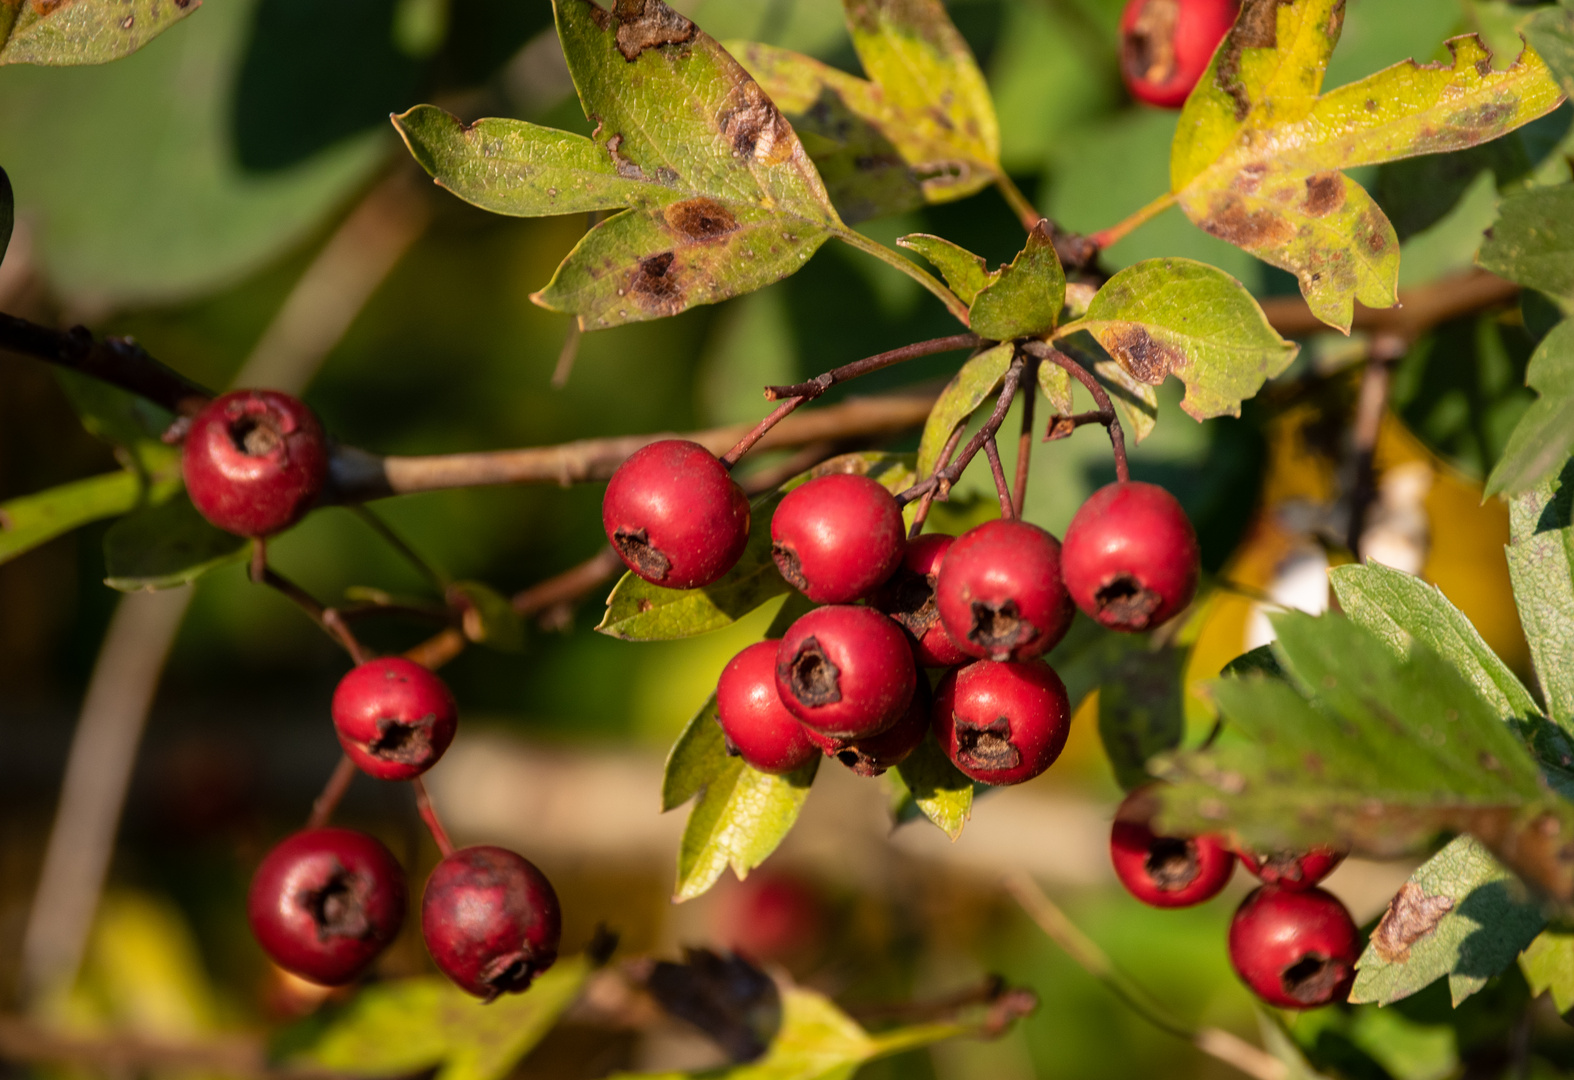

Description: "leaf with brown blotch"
1168 0 1566 332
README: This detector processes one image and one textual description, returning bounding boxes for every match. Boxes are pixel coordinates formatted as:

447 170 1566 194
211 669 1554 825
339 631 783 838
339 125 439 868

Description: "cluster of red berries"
602 440 1202 786
1119 0 1239 109
180 391 563 1000
1110 787 1359 1010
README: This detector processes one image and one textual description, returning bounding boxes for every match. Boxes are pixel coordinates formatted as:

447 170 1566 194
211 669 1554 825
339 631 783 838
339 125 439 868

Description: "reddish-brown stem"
983 436 1014 520
909 424 966 538
721 396 807 467
250 561 372 664
0 314 213 415
1013 356 1038 517
306 756 358 831
1026 343 1129 484
897 357 1027 508
762 334 981 402
412 777 455 857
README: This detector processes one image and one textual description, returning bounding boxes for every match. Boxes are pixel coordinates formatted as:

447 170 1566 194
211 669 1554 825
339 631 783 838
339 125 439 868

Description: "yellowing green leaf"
663 693 729 812
1036 356 1074 416
889 734 973 839
0 0 200 66
916 343 1012 476
1521 927 1574 1014
675 755 817 901
898 233 992 305
1 470 176 569
1069 259 1297 420
968 222 1066 341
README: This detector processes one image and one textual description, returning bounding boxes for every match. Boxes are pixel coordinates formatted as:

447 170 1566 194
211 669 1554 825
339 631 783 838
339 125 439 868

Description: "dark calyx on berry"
331 657 458 781
601 440 751 591
1109 786 1234 907
935 520 1074 662
872 534 970 668
1228 886 1359 1010
422 846 562 1001
954 715 1019 772
968 599 1037 657
784 636 841 707
1062 481 1199 633
182 389 329 538
774 606 915 739
615 527 670 580
933 659 1071 786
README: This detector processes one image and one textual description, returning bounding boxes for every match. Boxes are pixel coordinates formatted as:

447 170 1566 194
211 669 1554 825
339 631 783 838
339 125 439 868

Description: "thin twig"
350 505 449 591
307 756 359 831
721 396 808 467
551 321 582 389
1005 874 1286 1080
1024 343 1129 483
897 357 1028 508
1088 192 1177 251
251 563 370 664
983 436 1014 520
1013 355 1038 516
412 777 455 857
1341 335 1407 558
909 424 965 539
764 334 980 402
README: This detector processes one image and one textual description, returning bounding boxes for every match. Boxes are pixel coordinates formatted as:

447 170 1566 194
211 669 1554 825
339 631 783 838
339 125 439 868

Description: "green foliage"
1068 259 1297 420
1526 1 1574 101
897 234 992 305
102 494 249 592
674 749 818 902
0 470 172 568
1507 470 1574 735
449 580 525 652
662 692 727 813
1097 647 1186 793
888 733 974 839
968 223 1066 341
1479 185 1574 306
916 343 1012 475
1485 320 1574 498
0 0 199 67
1520 926 1574 1014
284 955 594 1080
1169 0 1563 331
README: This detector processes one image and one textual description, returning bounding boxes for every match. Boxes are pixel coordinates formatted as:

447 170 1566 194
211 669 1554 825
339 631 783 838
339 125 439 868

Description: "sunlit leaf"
674 755 817 901
968 222 1065 341
1486 321 1574 498
663 693 728 812
898 233 991 304
1 470 176 568
889 734 973 839
1036 355 1074 416
916 343 1012 476
1478 186 1574 304
0 0 200 66
1507 470 1574 738
1068 259 1297 420
103 493 248 592
1521 926 1574 1014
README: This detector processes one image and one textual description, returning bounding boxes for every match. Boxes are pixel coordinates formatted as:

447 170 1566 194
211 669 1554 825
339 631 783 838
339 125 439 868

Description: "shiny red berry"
602 440 751 590
805 675 931 776
775 606 916 739
872 533 972 667
935 520 1075 662
331 658 458 781
933 659 1071 785
1229 886 1358 1010
422 846 562 1001
1237 846 1347 892
1109 787 1234 908
717 640 818 775
247 828 406 987
1120 0 1239 109
1062 481 1200 632
182 389 328 537
770 473 905 603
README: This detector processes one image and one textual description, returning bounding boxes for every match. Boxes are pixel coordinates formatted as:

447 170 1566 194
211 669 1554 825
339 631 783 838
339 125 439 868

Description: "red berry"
602 440 751 590
1229 886 1358 1010
1237 846 1347 892
1120 0 1239 109
422 846 562 1001
805 676 931 776
182 389 328 537
774 606 916 739
1109 787 1234 907
871 533 972 667
770 473 906 603
331 658 459 781
935 520 1075 662
247 828 406 987
1062 481 1200 632
717 640 818 775
933 659 1071 785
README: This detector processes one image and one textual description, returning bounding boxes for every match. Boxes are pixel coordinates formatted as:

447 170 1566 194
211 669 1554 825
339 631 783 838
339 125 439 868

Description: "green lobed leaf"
0 0 200 67
915 343 1012 476
520 0 843 330
1520 926 1574 1014
285 955 593 1080
967 222 1066 342
674 754 818 901
1479 186 1574 304
1507 469 1574 737
1526 2 1574 100
103 493 249 592
897 233 991 305
449 580 525 652
1097 647 1187 792
1170 0 1564 332
1485 320 1574 498
889 733 973 840
1069 259 1298 421
662 693 729 812
0 471 173 568
1351 834 1546 1007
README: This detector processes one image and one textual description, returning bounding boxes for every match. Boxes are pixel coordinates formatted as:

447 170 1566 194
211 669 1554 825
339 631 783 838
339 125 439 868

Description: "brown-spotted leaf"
521 0 843 329
0 0 200 66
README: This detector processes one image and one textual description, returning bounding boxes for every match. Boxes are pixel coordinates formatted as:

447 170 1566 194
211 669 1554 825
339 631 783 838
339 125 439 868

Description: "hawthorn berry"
1062 481 1200 632
182 389 329 538
422 845 562 1001
774 606 916 739
331 657 458 781
247 827 406 987
770 473 905 603
602 440 751 590
933 659 1071 786
934 520 1075 662
1120 0 1240 109
1229 886 1359 1010
804 675 931 776
872 533 972 668
716 640 818 775
1109 787 1234 908
1237 846 1347 892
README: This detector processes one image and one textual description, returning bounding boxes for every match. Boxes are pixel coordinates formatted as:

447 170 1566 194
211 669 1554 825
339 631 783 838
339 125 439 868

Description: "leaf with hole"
103 493 249 592
0 0 201 66
898 234 992 305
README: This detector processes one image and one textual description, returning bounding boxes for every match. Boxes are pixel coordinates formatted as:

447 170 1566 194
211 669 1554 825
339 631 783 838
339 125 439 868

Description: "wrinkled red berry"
935 520 1075 662
422 846 562 1001
183 389 329 537
1120 0 1239 109
1062 481 1199 632
1109 787 1234 907
805 675 931 776
247 827 406 986
774 606 916 739
1237 846 1347 892
1229 886 1358 1010
933 659 1071 785
331 657 458 781
717 640 818 775
770 473 905 603
602 440 751 590
872 533 972 667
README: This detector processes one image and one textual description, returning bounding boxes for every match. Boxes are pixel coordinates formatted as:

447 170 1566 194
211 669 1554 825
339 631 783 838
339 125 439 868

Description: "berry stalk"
412 776 455 858
1024 343 1129 484
306 755 359 831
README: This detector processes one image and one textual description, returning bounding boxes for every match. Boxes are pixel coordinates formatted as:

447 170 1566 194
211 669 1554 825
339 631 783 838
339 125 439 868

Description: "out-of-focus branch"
1259 269 1518 341
0 314 212 414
